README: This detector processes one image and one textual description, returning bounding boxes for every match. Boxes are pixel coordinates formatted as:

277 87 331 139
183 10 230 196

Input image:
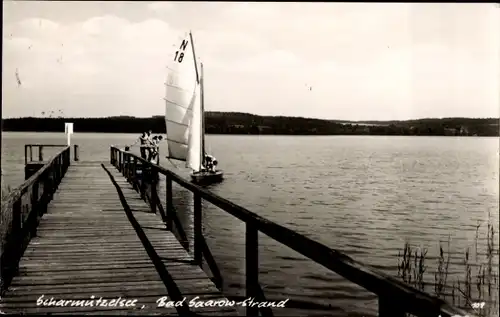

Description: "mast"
200 62 206 167
189 30 203 171
189 31 199 84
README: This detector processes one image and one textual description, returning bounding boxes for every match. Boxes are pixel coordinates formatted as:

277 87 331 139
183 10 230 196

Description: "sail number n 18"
174 39 189 63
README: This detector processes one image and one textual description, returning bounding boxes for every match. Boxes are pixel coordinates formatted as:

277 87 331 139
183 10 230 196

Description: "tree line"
2 112 498 136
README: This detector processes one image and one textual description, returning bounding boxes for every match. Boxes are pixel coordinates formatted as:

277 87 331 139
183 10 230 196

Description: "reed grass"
1 185 12 200
0 179 13 291
1 167 12 201
397 213 498 317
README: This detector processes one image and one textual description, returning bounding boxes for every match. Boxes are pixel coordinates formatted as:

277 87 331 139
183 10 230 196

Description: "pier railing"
1 146 71 294
25 144 79 164
110 145 470 317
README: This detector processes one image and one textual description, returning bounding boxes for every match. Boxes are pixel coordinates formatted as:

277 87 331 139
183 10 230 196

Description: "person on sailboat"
128 132 149 159
204 154 218 173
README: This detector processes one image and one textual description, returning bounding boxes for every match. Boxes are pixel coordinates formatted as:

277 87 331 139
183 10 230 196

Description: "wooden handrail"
109 145 471 317
1 146 71 294
24 144 79 164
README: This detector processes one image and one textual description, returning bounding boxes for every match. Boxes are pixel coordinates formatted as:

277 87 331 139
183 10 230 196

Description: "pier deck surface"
0 162 237 316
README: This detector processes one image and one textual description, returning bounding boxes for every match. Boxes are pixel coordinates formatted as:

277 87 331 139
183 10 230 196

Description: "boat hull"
190 170 223 185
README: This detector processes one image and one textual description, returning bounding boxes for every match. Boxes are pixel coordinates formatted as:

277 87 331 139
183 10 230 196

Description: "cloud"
147 2 175 13
81 15 129 36
18 18 60 33
3 15 181 117
221 50 301 74
2 3 499 120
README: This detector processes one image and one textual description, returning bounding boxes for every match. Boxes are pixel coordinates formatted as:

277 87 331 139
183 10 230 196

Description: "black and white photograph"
1 1 499 316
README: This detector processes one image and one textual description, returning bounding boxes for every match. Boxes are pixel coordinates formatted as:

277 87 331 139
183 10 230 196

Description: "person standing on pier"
148 135 164 162
146 130 154 159
128 132 149 159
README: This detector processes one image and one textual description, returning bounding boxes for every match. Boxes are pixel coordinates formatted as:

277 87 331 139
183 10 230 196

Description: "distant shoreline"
2 112 499 136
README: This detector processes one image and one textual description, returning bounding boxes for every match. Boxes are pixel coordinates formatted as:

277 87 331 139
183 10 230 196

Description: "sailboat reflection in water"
164 31 223 185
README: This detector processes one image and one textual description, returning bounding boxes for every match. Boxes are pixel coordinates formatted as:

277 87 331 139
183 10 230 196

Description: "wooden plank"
0 162 239 316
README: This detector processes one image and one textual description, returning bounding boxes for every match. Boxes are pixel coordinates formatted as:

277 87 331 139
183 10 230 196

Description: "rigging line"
189 31 199 84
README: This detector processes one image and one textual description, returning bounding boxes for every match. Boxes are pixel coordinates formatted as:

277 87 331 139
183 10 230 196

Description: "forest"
2 112 498 136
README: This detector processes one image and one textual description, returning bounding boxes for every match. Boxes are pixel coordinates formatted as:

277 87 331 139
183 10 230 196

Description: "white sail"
164 32 198 162
187 76 203 172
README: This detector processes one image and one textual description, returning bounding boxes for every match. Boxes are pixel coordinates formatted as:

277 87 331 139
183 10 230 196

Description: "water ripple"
2 133 499 317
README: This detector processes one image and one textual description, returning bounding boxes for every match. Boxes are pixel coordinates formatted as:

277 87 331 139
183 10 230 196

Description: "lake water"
1 132 499 316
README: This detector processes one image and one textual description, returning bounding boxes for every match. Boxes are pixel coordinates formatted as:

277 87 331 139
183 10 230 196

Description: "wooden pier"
24 144 79 180
0 144 473 316
1 147 236 316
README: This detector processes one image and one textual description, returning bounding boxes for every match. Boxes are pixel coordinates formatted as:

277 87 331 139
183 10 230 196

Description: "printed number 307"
471 302 485 309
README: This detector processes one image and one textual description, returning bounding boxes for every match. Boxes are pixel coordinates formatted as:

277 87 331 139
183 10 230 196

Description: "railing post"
51 163 56 199
140 163 146 200
45 168 53 202
64 148 69 172
132 157 137 191
128 155 133 180
379 296 406 317
123 154 127 177
55 160 60 190
62 150 66 173
24 145 28 165
58 157 62 184
74 144 79 161
194 192 202 265
38 146 43 162
124 154 128 179
31 181 39 215
128 156 133 181
125 155 129 179
12 199 22 241
119 151 123 172
246 223 259 317
31 181 40 237
166 173 173 230
151 169 158 214
51 161 57 190
57 157 62 180
40 170 49 214
10 199 22 275
66 147 70 171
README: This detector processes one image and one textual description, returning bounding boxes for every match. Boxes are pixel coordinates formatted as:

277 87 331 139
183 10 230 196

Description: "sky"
2 1 499 120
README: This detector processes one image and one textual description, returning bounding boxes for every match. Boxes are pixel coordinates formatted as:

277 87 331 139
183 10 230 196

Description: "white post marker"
65 122 74 146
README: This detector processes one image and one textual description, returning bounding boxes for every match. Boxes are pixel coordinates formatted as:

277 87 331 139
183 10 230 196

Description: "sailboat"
164 31 223 185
